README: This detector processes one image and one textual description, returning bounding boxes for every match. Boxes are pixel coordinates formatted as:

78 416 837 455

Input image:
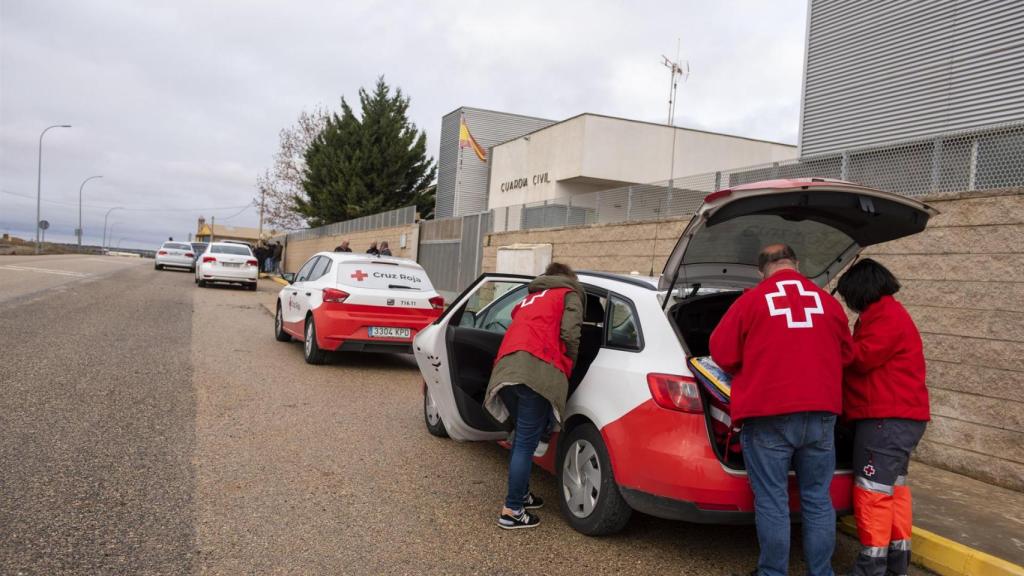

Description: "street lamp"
36 124 72 254
78 175 103 251
102 207 123 252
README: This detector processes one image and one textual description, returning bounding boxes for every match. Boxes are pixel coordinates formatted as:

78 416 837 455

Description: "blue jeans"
741 412 838 576
499 384 551 511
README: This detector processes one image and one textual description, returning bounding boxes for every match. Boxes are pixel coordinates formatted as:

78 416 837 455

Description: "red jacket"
495 287 574 377
710 268 853 424
844 295 930 421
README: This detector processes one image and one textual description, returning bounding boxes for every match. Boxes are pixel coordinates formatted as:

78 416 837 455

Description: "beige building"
194 217 275 244
487 113 797 211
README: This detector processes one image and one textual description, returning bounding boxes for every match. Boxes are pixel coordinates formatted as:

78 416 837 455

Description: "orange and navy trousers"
850 418 927 576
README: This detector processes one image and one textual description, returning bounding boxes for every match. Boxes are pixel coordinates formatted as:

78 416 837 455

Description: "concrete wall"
281 223 420 274
481 189 1024 491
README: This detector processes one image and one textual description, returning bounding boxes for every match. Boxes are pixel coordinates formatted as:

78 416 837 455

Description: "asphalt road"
0 256 929 575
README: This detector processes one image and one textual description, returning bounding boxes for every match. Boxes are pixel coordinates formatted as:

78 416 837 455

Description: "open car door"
660 178 939 295
413 274 531 441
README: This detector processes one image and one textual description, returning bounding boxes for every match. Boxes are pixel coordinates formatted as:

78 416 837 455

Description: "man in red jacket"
836 259 929 576
711 243 853 576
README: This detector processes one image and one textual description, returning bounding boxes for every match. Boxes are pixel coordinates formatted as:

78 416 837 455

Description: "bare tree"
255 107 328 231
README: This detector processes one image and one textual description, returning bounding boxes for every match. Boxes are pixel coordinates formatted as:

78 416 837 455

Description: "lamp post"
36 124 72 254
102 207 123 252
78 175 103 251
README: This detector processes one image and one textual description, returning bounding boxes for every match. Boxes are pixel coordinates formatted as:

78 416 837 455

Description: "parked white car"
195 242 259 290
155 241 195 271
413 178 937 535
274 253 444 364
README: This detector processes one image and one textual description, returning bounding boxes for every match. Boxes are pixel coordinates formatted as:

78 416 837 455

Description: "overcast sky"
1 0 807 249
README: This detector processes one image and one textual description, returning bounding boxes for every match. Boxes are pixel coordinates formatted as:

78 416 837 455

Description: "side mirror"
282 272 296 284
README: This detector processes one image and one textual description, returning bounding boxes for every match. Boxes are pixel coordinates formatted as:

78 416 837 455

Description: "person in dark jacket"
271 242 283 273
484 262 584 530
837 259 929 576
379 241 392 256
711 244 853 576
366 242 380 256
334 240 351 252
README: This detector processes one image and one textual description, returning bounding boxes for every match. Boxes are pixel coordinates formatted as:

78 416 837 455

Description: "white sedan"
155 241 195 271
413 178 937 535
195 242 259 290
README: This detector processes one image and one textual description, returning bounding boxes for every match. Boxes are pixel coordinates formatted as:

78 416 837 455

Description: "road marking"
0 265 91 278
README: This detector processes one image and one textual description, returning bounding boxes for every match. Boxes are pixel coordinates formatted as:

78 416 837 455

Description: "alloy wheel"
424 388 441 426
562 438 602 518
305 322 313 356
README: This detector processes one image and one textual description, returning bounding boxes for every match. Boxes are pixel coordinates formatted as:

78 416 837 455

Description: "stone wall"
482 189 1024 491
281 223 420 274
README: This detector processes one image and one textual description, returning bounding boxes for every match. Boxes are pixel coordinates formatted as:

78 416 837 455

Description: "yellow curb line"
839 516 1024 576
269 275 289 286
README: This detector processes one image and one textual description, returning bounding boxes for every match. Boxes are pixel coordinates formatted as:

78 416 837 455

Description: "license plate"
223 262 242 268
369 327 411 339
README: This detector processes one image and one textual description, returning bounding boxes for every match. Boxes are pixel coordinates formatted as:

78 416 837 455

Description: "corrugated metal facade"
800 0 1024 156
435 107 554 217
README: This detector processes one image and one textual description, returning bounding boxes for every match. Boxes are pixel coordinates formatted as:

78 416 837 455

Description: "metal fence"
417 212 492 299
492 120 1024 232
283 205 417 242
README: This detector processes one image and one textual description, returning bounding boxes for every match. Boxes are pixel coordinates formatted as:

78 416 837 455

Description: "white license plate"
222 262 242 268
368 327 411 339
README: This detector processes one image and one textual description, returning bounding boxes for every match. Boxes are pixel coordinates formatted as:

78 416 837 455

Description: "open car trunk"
662 179 938 472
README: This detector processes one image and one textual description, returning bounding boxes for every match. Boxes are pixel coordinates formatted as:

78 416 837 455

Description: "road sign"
39 220 50 230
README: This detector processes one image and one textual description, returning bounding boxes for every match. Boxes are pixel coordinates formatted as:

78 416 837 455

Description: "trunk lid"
659 178 938 292
336 259 438 309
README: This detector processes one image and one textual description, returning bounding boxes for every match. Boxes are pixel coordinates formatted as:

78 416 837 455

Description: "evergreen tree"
296 77 436 226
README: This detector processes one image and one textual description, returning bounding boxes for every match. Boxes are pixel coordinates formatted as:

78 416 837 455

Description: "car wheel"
248 282 258 291
198 279 207 287
423 386 448 438
303 316 328 365
274 304 291 342
557 423 632 536
155 264 162 270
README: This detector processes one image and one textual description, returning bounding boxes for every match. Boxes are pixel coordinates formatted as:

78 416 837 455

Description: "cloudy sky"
1 0 807 249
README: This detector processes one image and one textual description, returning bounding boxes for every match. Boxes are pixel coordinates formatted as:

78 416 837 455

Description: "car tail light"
202 256 217 263
647 373 703 413
157 250 167 255
429 295 445 310
246 259 258 266
185 252 194 258
323 288 349 303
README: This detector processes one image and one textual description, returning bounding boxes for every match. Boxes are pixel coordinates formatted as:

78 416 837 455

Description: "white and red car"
413 178 937 535
275 253 444 364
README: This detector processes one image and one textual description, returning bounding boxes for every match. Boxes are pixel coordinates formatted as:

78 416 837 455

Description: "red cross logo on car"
350 269 368 282
764 280 824 328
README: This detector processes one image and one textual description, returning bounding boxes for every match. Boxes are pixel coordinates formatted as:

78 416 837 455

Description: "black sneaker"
524 492 544 510
498 509 540 530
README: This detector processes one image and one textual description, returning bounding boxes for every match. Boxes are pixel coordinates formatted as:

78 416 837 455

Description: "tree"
296 77 436 226
253 107 328 231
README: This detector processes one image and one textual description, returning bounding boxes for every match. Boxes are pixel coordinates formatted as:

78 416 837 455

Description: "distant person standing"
378 241 392 256
334 240 352 253
366 241 380 256
271 242 283 273
254 244 267 272
711 244 853 576
836 259 930 576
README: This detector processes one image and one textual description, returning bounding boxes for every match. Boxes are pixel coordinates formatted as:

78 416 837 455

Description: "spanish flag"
459 115 487 162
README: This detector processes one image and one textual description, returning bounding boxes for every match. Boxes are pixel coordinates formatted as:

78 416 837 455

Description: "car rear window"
211 245 252 256
337 261 433 290
163 243 191 251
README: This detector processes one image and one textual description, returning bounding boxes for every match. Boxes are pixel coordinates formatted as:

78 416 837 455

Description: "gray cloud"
1 0 806 249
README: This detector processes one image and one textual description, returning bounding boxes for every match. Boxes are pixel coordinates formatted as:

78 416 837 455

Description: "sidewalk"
842 459 1024 576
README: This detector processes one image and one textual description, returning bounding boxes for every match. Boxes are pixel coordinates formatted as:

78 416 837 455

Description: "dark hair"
836 258 900 312
757 244 798 272
544 261 577 279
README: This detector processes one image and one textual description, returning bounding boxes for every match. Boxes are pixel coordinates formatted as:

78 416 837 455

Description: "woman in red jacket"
836 259 930 576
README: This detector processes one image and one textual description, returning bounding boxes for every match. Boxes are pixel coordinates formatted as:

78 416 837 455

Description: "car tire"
303 316 328 365
248 282 258 291
423 386 449 438
557 423 632 536
155 264 163 270
274 304 291 342
198 279 207 287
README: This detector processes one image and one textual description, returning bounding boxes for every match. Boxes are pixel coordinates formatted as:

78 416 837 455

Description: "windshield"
681 214 855 279
162 243 191 251
211 245 252 256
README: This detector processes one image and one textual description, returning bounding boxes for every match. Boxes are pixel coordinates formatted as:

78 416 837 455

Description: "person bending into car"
836 259 929 576
483 262 584 530
710 244 853 576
